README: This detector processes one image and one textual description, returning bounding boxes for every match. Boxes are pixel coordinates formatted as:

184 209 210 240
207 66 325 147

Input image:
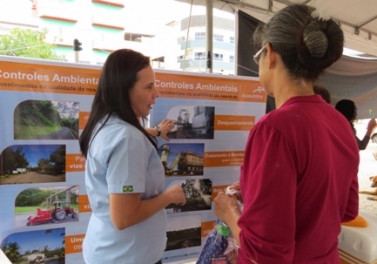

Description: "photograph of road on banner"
0 144 66 185
14 100 79 140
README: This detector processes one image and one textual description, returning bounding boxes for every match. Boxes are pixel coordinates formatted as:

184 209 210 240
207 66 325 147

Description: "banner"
237 10 275 114
0 56 266 263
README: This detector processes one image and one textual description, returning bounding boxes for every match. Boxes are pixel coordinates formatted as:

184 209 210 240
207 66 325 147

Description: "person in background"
335 99 377 150
79 49 186 264
213 4 359 264
313 84 331 103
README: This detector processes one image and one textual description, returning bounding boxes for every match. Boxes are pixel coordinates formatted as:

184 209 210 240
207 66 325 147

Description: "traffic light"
73 39 82 51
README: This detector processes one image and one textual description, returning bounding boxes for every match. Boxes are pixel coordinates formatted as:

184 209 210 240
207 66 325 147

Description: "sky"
1 228 64 254
9 145 63 168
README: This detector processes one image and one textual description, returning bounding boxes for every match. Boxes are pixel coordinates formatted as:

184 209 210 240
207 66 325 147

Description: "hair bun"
303 21 328 58
297 18 343 71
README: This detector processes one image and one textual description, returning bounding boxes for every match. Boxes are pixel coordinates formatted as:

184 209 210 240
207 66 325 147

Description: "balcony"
92 0 124 8
38 0 79 23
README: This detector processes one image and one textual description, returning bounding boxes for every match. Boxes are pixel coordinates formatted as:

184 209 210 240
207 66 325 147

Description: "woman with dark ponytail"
79 49 186 264
213 5 359 263
335 99 376 150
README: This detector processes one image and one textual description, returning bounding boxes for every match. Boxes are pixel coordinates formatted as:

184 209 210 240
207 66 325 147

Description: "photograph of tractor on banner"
14 185 79 227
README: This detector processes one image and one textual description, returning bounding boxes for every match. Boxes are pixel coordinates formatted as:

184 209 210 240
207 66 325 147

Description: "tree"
0 146 29 175
0 28 64 60
2 242 21 263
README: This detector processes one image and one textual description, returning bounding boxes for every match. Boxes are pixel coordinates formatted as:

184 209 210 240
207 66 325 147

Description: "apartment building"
0 0 236 73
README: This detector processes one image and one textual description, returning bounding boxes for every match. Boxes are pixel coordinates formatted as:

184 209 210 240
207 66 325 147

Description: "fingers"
167 184 186 205
160 119 175 127
158 119 175 139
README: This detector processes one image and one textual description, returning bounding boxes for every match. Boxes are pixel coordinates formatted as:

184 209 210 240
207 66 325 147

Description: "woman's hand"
227 181 243 202
165 184 186 205
367 118 377 135
214 191 241 223
157 119 176 141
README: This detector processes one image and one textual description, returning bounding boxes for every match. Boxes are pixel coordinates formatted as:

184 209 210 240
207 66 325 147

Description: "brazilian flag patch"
122 185 134 193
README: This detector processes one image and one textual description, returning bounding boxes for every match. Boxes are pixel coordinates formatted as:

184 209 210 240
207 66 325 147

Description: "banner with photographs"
0 56 266 263
150 69 266 261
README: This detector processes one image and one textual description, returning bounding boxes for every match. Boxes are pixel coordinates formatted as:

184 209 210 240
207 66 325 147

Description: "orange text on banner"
79 112 90 130
66 234 85 254
66 154 86 172
79 195 91 213
155 71 265 103
0 61 99 95
215 115 255 131
204 151 244 167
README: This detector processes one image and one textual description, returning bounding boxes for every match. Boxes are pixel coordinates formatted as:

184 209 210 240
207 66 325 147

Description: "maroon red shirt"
238 95 359 264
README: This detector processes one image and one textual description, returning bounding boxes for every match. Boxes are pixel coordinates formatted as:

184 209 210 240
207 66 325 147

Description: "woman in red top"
214 4 359 264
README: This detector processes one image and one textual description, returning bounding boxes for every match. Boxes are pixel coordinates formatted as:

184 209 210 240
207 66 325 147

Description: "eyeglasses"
253 46 266 65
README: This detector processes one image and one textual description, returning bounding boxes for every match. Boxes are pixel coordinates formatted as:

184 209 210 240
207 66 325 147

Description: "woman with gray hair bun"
213 4 359 264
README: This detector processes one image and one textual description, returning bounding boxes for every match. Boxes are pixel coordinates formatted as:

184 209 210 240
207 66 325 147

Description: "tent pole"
206 0 213 73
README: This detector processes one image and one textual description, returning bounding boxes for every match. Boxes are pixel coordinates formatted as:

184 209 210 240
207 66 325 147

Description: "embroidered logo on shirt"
122 185 133 192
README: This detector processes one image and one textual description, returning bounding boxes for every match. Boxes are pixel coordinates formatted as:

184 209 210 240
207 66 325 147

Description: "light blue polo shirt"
83 115 166 264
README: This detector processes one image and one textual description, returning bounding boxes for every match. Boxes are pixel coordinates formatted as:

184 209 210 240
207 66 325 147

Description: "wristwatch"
155 125 161 137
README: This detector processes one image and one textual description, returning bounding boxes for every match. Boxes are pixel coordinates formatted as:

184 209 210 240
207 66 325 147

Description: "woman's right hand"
228 181 242 202
367 118 377 134
165 184 186 205
158 119 176 141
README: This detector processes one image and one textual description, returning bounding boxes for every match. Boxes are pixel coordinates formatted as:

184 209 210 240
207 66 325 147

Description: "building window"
195 52 206 60
124 33 153 42
195 32 206 40
230 36 235 44
229 55 234 62
177 55 184 62
214 53 223 61
214 34 223 42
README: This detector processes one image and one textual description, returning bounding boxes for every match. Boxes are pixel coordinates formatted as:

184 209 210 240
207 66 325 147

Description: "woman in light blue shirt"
79 49 186 264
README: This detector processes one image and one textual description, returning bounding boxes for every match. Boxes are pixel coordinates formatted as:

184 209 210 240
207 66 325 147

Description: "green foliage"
13 125 61 139
0 28 64 60
15 187 78 207
14 100 61 127
13 100 62 139
0 146 29 174
49 145 66 174
2 242 21 262
61 116 79 138
15 188 55 207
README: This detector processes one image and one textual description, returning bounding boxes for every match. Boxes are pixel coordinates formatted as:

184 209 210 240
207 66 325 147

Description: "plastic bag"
196 185 241 264
196 220 238 264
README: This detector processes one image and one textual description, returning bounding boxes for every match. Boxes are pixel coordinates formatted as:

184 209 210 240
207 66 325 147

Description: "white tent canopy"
176 0 377 118
176 0 377 57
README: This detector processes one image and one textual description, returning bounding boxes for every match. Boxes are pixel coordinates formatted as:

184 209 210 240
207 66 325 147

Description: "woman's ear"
265 43 277 69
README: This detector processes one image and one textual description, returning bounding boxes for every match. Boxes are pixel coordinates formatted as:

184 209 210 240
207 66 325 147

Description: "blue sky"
8 145 64 167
